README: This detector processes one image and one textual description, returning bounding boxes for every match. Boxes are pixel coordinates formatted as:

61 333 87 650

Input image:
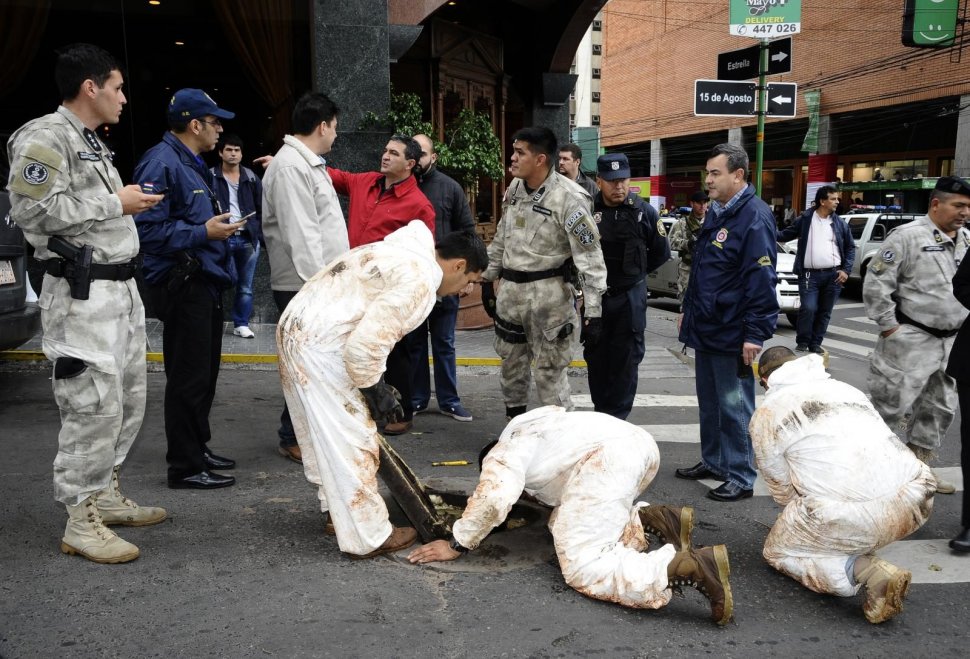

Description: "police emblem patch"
593 212 602 224
611 161 620 171
656 219 666 237
22 162 49 185
882 249 895 263
578 228 595 245
715 228 729 243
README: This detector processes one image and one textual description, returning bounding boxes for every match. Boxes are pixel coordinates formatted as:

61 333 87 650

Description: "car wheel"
785 312 798 327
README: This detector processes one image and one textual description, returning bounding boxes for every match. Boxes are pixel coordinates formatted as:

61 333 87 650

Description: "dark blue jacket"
211 165 263 246
777 208 855 276
133 132 233 289
679 184 779 353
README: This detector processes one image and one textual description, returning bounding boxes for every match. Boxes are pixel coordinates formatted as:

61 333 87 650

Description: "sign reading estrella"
729 0 802 38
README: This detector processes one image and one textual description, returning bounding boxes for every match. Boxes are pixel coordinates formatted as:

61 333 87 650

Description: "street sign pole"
755 39 768 196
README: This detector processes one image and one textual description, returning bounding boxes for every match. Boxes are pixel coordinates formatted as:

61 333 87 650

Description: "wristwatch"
448 536 469 554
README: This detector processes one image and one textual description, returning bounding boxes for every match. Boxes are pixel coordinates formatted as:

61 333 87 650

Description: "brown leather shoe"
278 445 302 464
348 526 418 560
639 504 694 550
383 420 413 436
667 545 734 626
323 512 335 536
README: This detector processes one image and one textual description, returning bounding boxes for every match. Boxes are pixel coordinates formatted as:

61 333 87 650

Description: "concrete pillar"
532 72 577 146
805 114 839 213
728 127 744 147
816 114 838 154
649 138 667 210
955 94 970 177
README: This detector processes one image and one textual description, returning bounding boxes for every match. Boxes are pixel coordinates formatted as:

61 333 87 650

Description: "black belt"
493 315 527 344
804 267 838 273
604 279 644 297
502 260 572 284
896 310 960 339
44 257 140 281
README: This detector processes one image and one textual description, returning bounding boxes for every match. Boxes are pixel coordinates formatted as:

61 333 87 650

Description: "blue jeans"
694 350 757 489
796 269 841 348
406 294 460 408
228 234 259 328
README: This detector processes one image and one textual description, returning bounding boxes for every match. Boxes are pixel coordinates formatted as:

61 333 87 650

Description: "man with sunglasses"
134 89 246 490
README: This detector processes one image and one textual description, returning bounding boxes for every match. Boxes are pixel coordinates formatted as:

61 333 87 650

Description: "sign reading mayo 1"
729 0 802 38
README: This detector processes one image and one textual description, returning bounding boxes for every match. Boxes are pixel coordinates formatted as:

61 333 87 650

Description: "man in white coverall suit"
750 347 936 624
408 406 735 625
277 222 487 558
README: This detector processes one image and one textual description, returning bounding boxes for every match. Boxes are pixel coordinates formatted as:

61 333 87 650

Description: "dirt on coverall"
749 355 936 596
452 406 676 609
276 221 441 555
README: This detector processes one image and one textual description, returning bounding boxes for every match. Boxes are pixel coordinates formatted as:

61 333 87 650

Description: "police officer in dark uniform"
584 153 670 419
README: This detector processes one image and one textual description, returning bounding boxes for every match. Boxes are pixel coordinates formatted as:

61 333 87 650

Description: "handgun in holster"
47 236 93 300
167 251 200 293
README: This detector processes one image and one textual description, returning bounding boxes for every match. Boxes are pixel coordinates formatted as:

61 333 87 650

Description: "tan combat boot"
907 443 955 494
61 495 140 564
856 556 911 624
639 504 694 550
666 545 734 626
96 466 168 526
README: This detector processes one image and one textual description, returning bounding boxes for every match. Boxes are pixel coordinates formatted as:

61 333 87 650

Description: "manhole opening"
425 489 545 534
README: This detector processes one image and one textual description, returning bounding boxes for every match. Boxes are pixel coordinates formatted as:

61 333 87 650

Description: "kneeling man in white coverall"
277 222 488 559
750 347 936 623
408 406 735 625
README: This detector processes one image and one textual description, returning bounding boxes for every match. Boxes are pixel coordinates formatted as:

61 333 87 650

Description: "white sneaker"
233 326 255 339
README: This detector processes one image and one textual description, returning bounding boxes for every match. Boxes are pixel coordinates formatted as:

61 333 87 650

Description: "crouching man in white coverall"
750 347 936 624
277 222 487 559
408 406 735 625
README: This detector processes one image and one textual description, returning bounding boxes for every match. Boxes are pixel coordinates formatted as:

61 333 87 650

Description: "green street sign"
729 0 802 38
903 0 960 48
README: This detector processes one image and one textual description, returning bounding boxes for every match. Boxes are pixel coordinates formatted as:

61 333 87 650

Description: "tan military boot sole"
60 540 140 564
864 567 911 624
710 545 734 626
639 505 694 550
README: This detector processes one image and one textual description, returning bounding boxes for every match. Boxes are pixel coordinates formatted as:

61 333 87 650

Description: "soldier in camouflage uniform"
864 176 970 494
6 44 166 563
667 191 707 305
480 127 607 418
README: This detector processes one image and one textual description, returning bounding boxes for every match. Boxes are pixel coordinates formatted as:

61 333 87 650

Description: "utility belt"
502 259 574 284
493 315 527 344
896 309 960 339
44 236 140 300
604 279 644 297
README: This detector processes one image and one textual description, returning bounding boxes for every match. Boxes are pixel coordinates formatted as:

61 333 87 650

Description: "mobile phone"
238 211 257 222
737 353 753 379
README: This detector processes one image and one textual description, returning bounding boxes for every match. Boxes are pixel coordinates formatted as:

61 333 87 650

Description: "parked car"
0 191 41 351
647 219 801 326
841 210 920 284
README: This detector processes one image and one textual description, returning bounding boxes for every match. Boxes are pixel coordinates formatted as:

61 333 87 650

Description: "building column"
805 114 839 212
649 138 667 211
728 127 744 147
532 72 577 146
955 94 970 177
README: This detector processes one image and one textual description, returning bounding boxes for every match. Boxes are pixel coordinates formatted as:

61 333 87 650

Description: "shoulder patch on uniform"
565 209 585 231
593 212 602 224
9 142 64 200
22 142 65 170
757 255 772 266
21 162 49 185
656 219 667 237
881 249 895 263
577 227 596 245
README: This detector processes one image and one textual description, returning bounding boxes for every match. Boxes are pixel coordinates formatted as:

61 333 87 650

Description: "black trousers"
273 289 298 447
150 279 223 479
959 381 970 528
384 339 414 422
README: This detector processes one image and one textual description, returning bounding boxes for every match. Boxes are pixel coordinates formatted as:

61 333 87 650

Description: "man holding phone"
134 88 245 490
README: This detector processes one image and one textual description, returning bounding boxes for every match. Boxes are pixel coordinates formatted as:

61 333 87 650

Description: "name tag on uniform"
532 205 552 216
77 151 101 161
922 245 946 252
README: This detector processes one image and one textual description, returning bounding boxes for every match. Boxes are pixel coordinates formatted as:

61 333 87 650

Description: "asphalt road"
1 289 967 658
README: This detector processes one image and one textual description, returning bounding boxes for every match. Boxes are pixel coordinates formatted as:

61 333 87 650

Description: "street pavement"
1 287 967 658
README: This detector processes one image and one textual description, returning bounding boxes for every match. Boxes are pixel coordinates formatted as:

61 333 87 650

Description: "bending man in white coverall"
277 222 487 559
408 406 735 625
750 347 936 624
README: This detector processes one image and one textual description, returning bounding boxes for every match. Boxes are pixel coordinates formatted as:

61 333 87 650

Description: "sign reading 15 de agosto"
729 0 802 38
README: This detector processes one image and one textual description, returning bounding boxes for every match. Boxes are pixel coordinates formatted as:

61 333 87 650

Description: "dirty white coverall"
749 355 936 596
276 221 441 555
452 406 677 608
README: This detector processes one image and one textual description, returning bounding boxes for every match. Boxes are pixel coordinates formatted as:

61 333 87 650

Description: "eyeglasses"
198 118 222 128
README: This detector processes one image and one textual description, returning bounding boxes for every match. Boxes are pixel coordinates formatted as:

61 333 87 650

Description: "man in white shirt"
262 92 349 464
777 185 855 353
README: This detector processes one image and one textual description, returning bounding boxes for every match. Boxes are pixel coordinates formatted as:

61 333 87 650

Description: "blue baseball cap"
597 153 631 181
167 88 235 122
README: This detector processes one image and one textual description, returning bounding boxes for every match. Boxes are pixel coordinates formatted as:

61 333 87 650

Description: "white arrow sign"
771 95 793 105
771 52 788 63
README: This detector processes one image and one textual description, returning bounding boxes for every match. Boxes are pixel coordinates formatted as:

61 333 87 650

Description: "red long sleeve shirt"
328 168 435 247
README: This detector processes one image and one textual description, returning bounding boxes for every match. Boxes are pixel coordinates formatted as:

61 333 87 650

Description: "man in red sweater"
329 134 435 248
328 134 436 433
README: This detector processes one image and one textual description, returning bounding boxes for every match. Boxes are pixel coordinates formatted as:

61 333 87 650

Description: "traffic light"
903 0 960 48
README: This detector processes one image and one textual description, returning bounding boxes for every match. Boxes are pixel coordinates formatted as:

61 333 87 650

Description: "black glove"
480 281 497 320
359 379 404 424
580 317 603 346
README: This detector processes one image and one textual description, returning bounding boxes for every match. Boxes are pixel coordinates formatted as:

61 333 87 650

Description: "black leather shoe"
795 344 809 352
675 462 717 480
950 527 970 553
706 482 753 502
168 470 236 490
809 345 824 354
203 449 235 470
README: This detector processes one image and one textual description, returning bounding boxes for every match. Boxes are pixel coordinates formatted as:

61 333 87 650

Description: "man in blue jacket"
134 89 246 490
675 143 779 502
778 185 855 353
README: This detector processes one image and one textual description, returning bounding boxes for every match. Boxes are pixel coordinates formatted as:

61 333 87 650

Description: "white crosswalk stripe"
846 316 877 326
695 467 963 495
875 539 970 584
